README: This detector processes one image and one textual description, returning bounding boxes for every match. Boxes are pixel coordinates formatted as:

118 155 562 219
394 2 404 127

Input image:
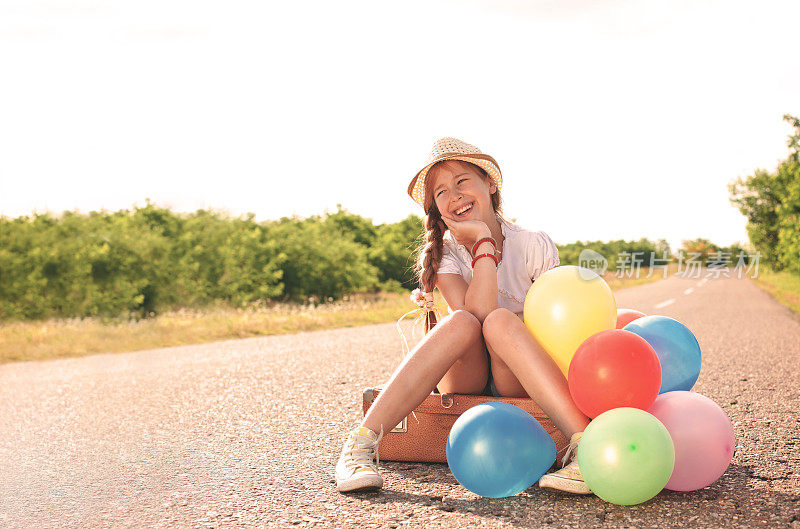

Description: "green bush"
368 214 424 290
0 202 287 319
269 215 379 301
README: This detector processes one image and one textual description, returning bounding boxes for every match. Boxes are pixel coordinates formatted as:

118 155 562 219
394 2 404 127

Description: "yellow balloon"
523 265 617 377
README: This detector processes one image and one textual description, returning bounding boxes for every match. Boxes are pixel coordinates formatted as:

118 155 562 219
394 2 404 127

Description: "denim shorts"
434 374 499 397
482 345 501 397
433 346 500 397
482 372 501 397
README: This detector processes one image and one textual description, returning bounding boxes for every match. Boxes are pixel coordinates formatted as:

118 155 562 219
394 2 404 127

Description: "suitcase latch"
440 393 454 408
392 416 407 433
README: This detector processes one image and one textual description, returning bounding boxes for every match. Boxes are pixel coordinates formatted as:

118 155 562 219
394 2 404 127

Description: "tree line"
10 111 798 324
0 203 423 320
0 200 744 321
729 114 800 275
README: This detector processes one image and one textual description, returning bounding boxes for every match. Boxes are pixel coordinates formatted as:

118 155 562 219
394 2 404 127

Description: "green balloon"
577 407 675 505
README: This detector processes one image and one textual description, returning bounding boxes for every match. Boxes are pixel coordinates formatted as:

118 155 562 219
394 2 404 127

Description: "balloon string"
396 307 426 359
395 306 430 425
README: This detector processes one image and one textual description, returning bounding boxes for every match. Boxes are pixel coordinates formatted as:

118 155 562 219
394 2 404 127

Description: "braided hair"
412 159 503 333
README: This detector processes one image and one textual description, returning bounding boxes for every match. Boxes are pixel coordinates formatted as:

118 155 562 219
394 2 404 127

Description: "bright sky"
1 0 798 251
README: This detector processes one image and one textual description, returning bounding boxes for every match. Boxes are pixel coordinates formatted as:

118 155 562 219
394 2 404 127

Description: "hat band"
408 153 502 208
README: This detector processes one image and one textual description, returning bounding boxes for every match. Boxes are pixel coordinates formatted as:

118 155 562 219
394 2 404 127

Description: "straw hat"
407 137 503 209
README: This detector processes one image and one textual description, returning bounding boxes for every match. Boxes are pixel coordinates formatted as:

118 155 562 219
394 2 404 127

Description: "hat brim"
407 153 502 209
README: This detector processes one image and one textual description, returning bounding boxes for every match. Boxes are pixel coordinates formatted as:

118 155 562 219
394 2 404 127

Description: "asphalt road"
1 273 798 528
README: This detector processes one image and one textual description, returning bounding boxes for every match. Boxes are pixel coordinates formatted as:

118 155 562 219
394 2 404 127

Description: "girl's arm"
463 233 499 323
435 227 498 324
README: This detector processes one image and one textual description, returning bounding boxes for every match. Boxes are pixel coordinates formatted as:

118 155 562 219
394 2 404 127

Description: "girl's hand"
441 214 491 251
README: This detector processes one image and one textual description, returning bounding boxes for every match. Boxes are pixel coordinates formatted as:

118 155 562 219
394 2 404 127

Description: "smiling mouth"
454 203 474 217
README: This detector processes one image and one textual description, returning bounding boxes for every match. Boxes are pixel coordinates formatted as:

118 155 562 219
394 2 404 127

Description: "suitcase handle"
365 387 455 409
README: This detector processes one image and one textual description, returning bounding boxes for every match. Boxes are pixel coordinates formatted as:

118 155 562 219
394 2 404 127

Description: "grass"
0 266 673 365
0 293 416 365
750 267 800 318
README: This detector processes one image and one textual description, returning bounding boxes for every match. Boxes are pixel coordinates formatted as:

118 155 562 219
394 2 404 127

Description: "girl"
335 137 591 495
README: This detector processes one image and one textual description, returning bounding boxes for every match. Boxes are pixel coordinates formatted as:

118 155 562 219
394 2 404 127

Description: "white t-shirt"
425 214 560 319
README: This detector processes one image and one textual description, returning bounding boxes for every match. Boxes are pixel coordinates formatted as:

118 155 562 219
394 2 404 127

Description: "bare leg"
483 308 589 439
361 310 484 435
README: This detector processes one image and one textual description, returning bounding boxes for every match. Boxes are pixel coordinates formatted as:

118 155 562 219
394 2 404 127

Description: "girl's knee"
482 307 519 342
442 309 482 339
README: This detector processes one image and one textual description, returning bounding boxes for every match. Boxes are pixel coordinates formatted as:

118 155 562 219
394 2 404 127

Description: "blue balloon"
446 402 556 498
623 315 701 393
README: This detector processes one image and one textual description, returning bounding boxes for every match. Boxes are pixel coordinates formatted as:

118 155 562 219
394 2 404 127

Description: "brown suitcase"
362 386 569 464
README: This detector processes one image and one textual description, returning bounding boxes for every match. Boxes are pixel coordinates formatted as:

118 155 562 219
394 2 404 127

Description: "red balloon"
568 329 662 418
616 308 646 329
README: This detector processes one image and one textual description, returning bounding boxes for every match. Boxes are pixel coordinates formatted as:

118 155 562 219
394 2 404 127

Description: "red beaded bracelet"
471 237 496 257
472 252 499 268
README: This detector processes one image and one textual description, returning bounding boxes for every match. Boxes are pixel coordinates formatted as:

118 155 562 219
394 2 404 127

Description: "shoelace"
560 435 581 468
344 425 385 472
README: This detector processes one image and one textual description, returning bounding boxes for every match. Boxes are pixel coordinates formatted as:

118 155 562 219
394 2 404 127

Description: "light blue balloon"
623 315 701 393
446 402 556 498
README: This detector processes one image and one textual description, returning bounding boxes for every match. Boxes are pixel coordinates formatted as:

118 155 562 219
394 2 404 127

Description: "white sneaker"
539 432 592 494
335 425 385 492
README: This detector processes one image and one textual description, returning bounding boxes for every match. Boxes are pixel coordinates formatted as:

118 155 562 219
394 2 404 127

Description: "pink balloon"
616 308 646 329
648 391 735 491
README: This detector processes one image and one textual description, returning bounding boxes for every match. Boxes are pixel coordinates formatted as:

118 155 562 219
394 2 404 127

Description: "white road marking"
697 278 708 287
654 298 675 309
684 288 694 295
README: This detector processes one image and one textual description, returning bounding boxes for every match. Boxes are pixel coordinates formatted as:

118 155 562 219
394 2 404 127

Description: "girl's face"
430 160 496 223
